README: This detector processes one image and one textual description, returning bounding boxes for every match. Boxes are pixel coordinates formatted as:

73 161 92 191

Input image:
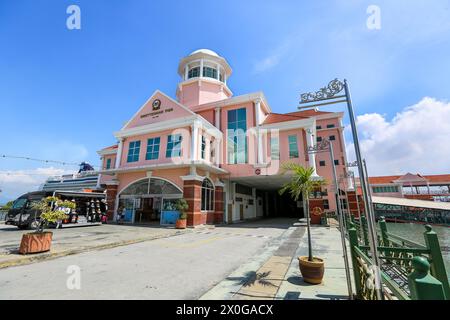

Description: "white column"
216 63 221 81
199 59 204 78
191 123 199 161
306 127 318 176
254 99 261 126
215 138 221 167
255 99 264 164
215 107 221 129
205 136 211 162
184 63 189 80
115 138 124 169
258 132 264 164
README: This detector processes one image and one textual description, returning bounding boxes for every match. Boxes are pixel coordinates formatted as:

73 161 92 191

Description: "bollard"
423 225 450 299
408 256 446 300
378 217 389 246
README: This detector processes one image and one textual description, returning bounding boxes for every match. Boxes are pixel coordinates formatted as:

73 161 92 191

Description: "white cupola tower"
176 49 233 108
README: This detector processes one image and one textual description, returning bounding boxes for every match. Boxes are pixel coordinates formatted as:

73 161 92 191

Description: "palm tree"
279 163 326 262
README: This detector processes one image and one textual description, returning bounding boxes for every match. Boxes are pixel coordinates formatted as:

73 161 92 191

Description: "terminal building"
366 173 450 202
97 49 348 226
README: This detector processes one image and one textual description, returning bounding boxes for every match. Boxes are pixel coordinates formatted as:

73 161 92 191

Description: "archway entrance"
118 177 182 225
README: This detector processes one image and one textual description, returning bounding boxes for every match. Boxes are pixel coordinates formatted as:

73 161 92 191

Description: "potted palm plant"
279 163 326 284
19 196 75 254
174 198 189 229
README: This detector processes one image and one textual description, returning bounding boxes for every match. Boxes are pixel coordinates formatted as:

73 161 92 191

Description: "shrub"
175 199 189 220
31 196 76 233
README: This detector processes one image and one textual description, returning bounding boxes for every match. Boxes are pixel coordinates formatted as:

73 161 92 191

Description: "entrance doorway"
265 191 304 218
118 177 182 225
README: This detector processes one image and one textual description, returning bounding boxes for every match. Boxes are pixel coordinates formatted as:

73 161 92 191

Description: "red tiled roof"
262 109 337 125
262 113 308 125
286 110 334 117
423 174 450 183
368 174 450 184
368 176 402 184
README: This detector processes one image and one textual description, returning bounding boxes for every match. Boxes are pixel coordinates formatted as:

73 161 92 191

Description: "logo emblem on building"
152 99 161 111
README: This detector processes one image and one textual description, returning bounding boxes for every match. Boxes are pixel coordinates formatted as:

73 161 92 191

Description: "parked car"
5 190 107 230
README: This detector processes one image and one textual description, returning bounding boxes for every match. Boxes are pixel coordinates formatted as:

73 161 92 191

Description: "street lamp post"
307 138 353 299
299 79 383 300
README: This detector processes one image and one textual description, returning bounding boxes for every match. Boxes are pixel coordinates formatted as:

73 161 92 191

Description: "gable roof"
97 144 118 156
122 90 197 130
101 144 118 151
393 173 428 183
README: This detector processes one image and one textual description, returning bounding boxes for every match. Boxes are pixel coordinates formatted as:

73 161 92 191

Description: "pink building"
97 49 348 226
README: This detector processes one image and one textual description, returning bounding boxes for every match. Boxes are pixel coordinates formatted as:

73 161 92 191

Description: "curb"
0 228 192 270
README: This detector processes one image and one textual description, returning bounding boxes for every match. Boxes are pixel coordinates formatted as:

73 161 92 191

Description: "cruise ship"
40 162 104 192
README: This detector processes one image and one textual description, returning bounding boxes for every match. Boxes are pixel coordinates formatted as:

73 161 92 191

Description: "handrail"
350 217 450 299
385 232 427 249
380 272 411 300
354 246 410 300
359 245 429 254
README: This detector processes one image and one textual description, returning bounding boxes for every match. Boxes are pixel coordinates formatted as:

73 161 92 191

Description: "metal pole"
329 140 353 299
344 80 383 300
351 172 364 240
344 187 351 228
337 179 348 233
363 159 378 235
362 160 375 221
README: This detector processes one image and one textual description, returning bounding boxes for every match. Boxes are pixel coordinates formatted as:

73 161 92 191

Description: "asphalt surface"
0 219 295 299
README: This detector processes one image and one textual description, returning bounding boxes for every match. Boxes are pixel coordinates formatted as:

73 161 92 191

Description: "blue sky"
1 0 450 202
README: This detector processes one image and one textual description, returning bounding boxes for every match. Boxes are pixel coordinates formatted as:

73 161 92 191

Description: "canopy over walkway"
372 196 450 211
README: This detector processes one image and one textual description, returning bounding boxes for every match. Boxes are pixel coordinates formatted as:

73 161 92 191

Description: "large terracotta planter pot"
298 256 325 284
19 232 53 255
175 219 187 229
310 214 322 225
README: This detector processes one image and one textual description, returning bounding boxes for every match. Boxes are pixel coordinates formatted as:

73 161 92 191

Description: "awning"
372 196 450 211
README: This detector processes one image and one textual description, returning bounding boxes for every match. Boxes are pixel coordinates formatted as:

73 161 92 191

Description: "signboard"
140 99 174 119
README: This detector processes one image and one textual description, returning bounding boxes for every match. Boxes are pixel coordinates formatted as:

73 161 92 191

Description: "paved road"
0 222 169 253
0 219 295 299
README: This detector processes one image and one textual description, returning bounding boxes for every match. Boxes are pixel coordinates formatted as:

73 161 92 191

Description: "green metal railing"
347 217 449 300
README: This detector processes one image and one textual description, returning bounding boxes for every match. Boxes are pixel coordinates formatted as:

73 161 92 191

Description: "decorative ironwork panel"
300 79 345 103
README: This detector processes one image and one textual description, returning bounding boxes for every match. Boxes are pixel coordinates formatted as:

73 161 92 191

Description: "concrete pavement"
275 224 354 300
0 223 192 269
0 219 295 299
201 220 354 300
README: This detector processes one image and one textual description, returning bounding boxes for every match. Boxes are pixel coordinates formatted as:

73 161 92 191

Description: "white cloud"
0 167 70 203
253 33 300 74
253 54 282 73
346 97 450 176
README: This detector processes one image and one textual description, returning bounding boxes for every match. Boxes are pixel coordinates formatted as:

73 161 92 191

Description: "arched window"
201 178 214 211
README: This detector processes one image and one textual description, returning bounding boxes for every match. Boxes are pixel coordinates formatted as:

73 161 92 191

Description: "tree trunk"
304 191 313 262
